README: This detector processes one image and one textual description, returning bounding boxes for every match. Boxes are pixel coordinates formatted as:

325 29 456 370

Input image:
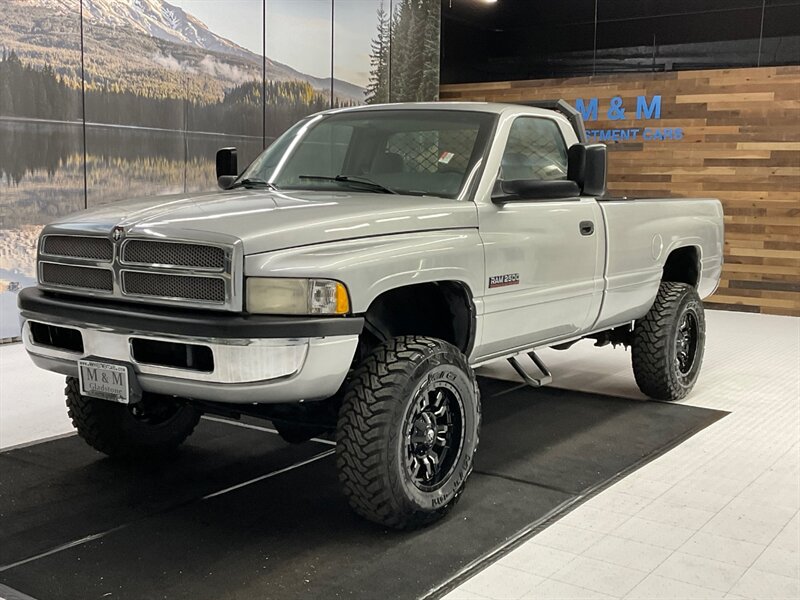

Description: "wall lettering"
576 95 679 142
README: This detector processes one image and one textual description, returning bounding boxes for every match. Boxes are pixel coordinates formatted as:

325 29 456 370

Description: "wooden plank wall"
440 66 800 316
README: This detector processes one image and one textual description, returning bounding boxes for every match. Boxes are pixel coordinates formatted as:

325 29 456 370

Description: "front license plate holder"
78 357 142 404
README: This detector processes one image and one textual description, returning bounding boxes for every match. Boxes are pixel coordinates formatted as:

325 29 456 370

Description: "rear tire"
632 282 706 401
336 336 480 529
66 377 201 459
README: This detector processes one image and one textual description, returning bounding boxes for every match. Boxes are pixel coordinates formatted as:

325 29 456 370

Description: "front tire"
632 282 706 401
66 377 201 459
336 336 480 529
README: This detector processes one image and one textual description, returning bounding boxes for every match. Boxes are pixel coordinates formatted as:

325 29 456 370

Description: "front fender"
244 230 485 314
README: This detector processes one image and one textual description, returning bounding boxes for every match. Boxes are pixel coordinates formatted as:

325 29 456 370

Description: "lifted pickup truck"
20 101 723 528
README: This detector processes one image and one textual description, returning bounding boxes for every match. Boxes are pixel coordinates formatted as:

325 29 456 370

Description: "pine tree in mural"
364 0 440 105
365 1 391 104
390 0 413 102
418 0 441 101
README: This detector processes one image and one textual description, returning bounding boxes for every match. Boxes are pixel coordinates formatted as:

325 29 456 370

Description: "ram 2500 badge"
19 100 724 528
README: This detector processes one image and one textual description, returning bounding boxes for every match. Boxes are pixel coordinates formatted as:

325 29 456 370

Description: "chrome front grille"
122 271 226 304
37 232 240 310
122 240 226 270
42 235 113 261
40 263 114 292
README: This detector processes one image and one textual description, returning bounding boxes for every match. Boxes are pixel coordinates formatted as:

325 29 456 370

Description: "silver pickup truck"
19 101 724 528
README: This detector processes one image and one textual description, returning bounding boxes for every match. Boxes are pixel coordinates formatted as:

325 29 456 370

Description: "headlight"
246 278 350 315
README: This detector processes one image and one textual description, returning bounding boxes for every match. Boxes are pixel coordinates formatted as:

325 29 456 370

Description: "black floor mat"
0 378 726 600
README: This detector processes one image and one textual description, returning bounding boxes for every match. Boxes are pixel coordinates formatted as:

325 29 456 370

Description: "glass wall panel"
596 0 763 73
265 0 332 142
440 0 595 82
333 0 383 106
174 0 264 191
82 0 189 205
761 0 800 66
0 0 84 337
389 0 441 102
441 0 792 83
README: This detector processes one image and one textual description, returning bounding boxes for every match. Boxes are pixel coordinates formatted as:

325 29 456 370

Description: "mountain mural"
0 0 441 339
83 0 257 59
1 0 365 104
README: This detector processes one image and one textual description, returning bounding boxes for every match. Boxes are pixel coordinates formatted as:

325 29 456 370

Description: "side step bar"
507 351 553 388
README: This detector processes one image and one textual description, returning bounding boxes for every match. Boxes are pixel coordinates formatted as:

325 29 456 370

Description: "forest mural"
0 0 441 338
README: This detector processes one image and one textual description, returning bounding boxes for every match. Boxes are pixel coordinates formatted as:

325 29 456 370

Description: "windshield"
239 109 496 199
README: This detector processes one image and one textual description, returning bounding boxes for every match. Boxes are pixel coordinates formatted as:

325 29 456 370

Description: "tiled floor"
1 311 798 600
447 310 800 600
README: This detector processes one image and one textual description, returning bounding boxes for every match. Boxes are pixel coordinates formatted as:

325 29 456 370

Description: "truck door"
474 116 605 360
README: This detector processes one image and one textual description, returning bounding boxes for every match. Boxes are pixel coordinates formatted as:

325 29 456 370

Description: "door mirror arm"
217 175 237 190
492 179 581 203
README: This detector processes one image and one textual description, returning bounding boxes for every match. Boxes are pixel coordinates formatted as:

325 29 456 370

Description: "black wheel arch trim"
18 287 364 339
358 280 477 356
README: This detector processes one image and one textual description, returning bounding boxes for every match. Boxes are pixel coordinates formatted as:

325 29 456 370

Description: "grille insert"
122 271 226 303
42 236 113 261
131 338 214 372
41 263 113 292
123 240 225 270
30 322 84 353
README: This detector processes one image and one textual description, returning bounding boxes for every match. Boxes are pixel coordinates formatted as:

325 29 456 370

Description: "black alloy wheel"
404 382 466 492
675 310 699 375
129 395 184 425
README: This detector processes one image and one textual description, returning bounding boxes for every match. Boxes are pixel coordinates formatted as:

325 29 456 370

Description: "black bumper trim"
18 287 364 339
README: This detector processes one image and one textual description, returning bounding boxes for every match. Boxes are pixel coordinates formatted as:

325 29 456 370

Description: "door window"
501 118 568 181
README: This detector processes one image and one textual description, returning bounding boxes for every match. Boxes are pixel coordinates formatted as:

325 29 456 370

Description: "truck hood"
48 189 478 255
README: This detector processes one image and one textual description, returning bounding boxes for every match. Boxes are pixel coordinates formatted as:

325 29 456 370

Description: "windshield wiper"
230 177 278 190
298 175 397 194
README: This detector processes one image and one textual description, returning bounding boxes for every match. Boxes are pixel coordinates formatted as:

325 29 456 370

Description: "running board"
507 351 553 388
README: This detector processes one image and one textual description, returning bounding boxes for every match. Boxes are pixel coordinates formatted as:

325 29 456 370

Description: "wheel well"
662 246 700 287
361 282 475 356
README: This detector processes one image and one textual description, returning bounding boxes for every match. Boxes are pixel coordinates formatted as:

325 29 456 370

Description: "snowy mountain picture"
1 0 366 103
84 0 255 59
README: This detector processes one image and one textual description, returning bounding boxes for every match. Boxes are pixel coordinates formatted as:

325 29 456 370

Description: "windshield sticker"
438 151 455 164
489 273 520 288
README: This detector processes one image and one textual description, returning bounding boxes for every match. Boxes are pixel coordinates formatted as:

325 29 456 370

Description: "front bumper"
19 287 362 404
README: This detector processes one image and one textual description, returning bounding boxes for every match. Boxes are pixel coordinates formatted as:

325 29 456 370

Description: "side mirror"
492 179 581 203
216 147 238 189
568 143 607 197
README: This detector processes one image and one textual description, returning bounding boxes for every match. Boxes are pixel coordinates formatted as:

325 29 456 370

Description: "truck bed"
592 197 724 331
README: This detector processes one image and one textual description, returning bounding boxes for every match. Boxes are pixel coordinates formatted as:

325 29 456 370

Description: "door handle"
579 221 595 236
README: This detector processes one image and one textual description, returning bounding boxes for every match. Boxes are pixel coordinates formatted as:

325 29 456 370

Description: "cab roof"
321 101 583 142
324 101 562 118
